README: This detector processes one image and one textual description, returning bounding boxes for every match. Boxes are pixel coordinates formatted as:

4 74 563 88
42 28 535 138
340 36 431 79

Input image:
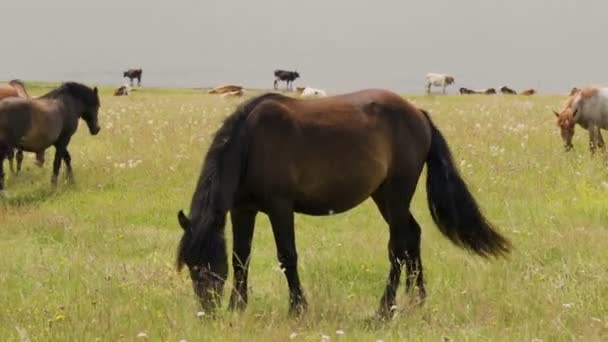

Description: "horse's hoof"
374 305 397 321
288 302 308 318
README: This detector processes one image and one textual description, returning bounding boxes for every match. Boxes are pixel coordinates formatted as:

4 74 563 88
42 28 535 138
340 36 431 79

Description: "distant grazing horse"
273 70 300 91
123 68 142 87
0 82 100 192
0 80 45 172
520 89 536 96
425 73 455 94
554 87 608 152
500 86 517 95
176 90 510 319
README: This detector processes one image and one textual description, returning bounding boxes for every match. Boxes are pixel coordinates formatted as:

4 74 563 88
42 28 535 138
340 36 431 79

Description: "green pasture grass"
0 83 606 341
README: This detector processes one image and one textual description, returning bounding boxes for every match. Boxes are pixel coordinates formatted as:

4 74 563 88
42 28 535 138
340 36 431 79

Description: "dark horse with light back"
177 89 510 319
0 82 101 193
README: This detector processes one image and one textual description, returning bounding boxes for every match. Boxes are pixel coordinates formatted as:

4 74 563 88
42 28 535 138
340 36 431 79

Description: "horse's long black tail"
422 110 511 257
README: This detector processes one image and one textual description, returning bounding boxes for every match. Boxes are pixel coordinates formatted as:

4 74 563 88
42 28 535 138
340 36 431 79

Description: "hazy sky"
3 1 607 93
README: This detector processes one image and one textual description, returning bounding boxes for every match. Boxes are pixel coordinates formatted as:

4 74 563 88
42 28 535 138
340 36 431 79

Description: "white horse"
425 73 455 94
554 87 608 152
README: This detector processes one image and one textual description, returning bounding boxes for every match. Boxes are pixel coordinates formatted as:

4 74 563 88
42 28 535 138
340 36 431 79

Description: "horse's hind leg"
372 180 424 319
228 208 257 311
16 149 24 173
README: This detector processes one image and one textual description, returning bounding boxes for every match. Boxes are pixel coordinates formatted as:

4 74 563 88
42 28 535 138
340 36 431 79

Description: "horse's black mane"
40 82 99 106
177 92 287 269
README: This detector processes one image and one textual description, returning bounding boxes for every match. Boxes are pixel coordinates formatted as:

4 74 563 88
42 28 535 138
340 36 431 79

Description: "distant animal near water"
0 80 45 172
297 86 327 97
520 89 536 96
176 89 510 319
114 84 131 96
500 86 517 95
123 68 142 87
208 85 243 95
0 82 101 193
459 87 496 95
554 87 608 152
425 73 455 94
273 70 300 91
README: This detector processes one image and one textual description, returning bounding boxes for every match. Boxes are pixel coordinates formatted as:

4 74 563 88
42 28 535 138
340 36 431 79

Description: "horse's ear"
93 87 98 94
553 110 559 118
178 210 191 231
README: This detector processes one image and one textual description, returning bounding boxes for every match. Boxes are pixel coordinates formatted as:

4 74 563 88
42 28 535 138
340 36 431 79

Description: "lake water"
3 1 608 94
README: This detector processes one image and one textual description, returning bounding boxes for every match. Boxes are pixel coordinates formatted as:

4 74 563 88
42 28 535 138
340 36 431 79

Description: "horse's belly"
293 193 370 216
19 129 58 151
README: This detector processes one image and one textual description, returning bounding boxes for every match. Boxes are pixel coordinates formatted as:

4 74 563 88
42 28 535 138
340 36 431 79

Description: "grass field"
1 83 606 341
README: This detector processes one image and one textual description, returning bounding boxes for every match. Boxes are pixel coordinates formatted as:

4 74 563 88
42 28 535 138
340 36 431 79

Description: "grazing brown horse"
520 88 536 96
500 86 517 95
0 80 45 172
0 82 101 193
123 68 142 87
176 90 510 319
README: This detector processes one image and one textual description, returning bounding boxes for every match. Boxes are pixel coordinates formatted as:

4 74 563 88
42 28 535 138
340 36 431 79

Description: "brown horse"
176 89 510 319
0 80 46 172
0 82 100 193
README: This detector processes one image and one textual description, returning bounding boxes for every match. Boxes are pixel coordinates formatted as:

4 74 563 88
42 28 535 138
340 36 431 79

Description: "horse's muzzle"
90 126 101 135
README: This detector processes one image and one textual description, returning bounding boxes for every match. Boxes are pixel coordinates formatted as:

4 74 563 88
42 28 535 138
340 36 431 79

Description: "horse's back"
242 89 431 214
577 87 608 127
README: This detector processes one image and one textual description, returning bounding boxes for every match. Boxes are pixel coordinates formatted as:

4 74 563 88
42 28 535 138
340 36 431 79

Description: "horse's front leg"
267 199 307 316
0 147 7 194
51 146 65 186
228 208 257 311
597 129 605 151
589 126 599 154
16 149 24 173
7 148 14 174
63 149 74 182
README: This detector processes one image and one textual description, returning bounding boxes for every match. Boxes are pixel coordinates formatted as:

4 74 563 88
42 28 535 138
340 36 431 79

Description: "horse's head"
554 107 578 151
77 85 101 135
177 210 228 314
293 71 300 79
445 76 455 85
123 71 129 77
